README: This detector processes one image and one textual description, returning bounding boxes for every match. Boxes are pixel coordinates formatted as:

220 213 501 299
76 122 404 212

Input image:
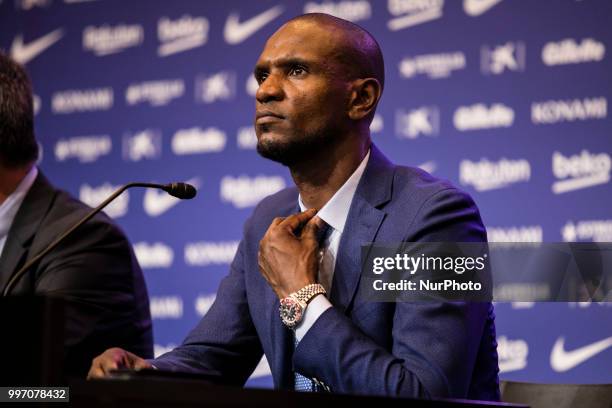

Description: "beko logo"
54 135 111 163
150 296 183 319
396 106 439 139
51 88 113 114
399 51 465 79
552 150 610 194
195 293 217 317
532 97 607 124
220 175 286 208
562 220 612 242
80 183 129 218
133 242 174 269
126 79 185 107
184 241 239 266
304 1 371 22
542 38 605 66
453 103 514 131
158 15 209 57
460 158 531 192
172 127 226 155
497 336 528 373
487 226 543 243
83 24 144 56
387 0 444 31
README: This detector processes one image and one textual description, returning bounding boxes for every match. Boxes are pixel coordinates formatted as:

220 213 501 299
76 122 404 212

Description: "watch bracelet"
292 283 326 304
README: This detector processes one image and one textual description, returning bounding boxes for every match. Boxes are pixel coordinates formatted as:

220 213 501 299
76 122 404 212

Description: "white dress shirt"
0 166 38 257
294 150 370 341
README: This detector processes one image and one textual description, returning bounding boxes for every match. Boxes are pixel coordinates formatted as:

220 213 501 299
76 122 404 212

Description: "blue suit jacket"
153 145 500 401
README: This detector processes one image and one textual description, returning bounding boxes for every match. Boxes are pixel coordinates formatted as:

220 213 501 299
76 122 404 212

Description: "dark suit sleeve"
293 188 494 398
152 235 264 386
33 216 153 377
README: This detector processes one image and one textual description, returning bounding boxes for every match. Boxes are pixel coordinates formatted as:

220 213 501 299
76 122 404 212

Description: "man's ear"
347 78 382 121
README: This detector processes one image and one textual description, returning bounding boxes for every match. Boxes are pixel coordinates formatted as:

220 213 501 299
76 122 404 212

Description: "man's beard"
256 129 334 167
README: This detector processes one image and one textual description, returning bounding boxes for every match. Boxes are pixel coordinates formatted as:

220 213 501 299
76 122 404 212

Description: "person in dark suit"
0 51 153 378
89 14 500 400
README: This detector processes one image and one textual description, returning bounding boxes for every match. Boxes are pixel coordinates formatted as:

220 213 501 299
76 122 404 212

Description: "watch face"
280 297 303 328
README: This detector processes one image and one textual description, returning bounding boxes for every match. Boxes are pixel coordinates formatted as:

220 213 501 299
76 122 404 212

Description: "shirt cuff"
294 294 332 342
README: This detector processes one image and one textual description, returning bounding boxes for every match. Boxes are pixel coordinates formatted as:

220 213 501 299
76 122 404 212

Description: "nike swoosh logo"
464 0 503 16
143 178 200 217
223 5 284 45
550 336 612 372
10 28 64 64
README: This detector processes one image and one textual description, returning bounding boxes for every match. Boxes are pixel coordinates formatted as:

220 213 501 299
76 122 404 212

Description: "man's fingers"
133 357 153 370
280 208 317 231
301 216 323 243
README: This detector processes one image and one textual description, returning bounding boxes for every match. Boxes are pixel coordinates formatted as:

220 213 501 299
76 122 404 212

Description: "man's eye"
289 66 306 76
256 73 268 84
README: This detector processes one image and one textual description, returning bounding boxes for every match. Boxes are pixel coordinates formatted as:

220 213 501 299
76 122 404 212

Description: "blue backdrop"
1 0 610 386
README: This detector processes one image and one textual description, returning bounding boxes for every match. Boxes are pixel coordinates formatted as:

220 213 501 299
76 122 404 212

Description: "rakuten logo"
304 0 371 22
220 175 286 208
532 97 607 124
150 296 183 319
453 103 514 131
54 135 111 163
79 183 128 218
399 51 465 79
133 242 174 269
497 336 528 373
83 24 143 56
562 220 612 242
51 88 113 114
172 127 226 155
460 158 530 192
488 226 543 243
126 79 185 107
184 241 239 266
552 150 611 194
542 38 605 66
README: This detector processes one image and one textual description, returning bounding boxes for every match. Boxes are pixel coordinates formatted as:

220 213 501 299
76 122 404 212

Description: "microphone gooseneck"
2 181 197 296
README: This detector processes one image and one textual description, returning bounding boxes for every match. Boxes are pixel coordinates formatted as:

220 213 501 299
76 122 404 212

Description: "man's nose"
255 73 284 103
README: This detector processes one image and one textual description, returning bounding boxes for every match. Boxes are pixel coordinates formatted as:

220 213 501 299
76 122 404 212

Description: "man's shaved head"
282 13 385 91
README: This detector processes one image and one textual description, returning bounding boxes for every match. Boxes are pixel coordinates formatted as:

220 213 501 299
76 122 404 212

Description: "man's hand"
258 208 325 299
87 347 152 379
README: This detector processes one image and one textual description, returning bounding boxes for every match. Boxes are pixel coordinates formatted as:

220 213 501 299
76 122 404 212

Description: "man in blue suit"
89 13 500 401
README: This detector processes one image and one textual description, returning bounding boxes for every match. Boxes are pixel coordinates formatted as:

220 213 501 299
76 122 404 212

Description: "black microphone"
2 181 197 296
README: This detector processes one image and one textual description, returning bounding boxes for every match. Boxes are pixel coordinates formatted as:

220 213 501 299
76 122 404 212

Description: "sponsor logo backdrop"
1 0 611 386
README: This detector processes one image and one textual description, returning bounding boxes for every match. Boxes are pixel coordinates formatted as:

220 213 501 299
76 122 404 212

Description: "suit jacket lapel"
330 144 395 313
0 172 55 293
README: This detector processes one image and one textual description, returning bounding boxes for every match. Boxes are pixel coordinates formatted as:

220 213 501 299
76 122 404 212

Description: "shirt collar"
0 166 38 238
298 150 370 233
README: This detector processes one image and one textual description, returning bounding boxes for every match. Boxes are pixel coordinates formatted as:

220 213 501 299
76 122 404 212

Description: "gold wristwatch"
279 283 326 328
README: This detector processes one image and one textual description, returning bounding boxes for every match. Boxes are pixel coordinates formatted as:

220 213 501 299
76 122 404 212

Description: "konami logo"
532 97 607 124
552 150 610 194
184 241 239 266
487 225 543 243
150 296 183 319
